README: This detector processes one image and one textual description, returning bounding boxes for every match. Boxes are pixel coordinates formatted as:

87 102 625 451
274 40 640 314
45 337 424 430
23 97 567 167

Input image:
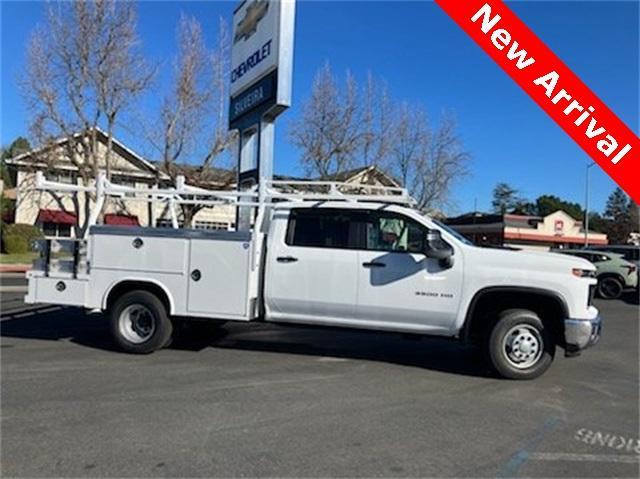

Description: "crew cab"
25 174 602 379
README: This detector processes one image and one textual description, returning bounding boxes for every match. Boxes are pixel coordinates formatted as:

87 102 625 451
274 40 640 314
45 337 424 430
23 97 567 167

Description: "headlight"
572 268 596 278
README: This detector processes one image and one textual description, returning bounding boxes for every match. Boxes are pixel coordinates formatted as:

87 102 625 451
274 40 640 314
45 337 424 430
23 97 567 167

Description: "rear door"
265 208 363 325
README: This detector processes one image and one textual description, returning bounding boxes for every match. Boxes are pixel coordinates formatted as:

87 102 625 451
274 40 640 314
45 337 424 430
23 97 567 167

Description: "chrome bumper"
564 316 602 355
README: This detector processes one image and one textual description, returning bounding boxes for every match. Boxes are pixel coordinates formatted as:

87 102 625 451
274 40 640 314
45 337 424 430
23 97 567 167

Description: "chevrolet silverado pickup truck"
25 173 602 379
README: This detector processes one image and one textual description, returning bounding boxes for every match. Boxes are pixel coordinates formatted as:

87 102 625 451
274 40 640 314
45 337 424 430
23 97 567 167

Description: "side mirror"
425 230 454 267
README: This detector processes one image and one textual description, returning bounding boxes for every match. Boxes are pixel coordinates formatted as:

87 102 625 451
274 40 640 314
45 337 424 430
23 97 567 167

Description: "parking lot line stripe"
529 452 640 463
496 417 561 477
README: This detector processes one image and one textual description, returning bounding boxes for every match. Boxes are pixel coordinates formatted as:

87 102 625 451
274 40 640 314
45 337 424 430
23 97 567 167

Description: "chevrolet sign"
229 0 295 126
234 0 269 43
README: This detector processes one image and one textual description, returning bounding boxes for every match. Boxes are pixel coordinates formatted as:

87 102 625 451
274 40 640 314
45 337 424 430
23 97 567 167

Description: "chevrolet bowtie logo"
234 0 269 44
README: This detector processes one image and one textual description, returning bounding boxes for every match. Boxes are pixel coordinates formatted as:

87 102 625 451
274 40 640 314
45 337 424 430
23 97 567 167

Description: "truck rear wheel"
109 290 173 354
487 309 555 380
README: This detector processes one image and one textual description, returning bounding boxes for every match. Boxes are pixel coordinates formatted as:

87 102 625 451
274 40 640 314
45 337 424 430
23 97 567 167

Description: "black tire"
486 309 555 380
109 290 173 354
597 276 624 300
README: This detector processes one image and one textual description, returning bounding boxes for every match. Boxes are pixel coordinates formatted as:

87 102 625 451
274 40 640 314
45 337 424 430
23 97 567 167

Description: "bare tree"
411 112 470 212
289 62 361 177
360 72 393 168
22 0 153 235
384 102 429 198
153 15 234 227
384 106 469 212
290 64 470 210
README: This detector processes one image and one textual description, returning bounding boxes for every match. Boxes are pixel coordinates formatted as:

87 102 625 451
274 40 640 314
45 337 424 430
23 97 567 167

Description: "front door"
356 212 463 334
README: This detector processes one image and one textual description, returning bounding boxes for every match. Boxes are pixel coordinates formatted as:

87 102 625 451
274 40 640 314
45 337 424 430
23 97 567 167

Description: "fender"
102 277 176 314
460 286 570 343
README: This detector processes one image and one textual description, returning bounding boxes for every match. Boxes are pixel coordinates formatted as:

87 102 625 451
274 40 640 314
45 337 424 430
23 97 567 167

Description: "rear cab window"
285 208 365 249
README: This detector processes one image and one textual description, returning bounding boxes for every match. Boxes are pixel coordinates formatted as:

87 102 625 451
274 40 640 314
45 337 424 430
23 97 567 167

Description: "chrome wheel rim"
502 324 543 369
118 304 156 344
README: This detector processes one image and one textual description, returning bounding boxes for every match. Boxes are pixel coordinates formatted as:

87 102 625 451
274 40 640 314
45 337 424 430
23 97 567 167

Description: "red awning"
104 214 139 226
36 209 77 225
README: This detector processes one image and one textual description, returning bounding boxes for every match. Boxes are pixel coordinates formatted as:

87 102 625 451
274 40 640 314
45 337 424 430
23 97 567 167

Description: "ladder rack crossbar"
34 171 415 206
32 171 417 237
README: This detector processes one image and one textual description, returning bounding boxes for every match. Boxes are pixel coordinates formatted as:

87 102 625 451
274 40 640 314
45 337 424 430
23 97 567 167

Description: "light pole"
584 162 595 246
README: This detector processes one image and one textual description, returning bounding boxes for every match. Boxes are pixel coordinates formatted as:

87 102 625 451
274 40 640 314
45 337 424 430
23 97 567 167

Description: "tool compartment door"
187 237 251 318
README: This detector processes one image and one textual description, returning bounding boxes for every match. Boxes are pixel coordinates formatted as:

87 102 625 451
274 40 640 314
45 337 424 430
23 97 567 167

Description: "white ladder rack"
34 171 416 236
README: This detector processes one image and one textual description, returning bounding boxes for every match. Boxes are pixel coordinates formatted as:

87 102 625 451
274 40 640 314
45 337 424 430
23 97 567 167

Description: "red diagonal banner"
435 0 639 204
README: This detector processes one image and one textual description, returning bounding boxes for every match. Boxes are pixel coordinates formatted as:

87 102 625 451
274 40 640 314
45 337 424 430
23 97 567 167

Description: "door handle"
362 261 386 268
276 256 298 263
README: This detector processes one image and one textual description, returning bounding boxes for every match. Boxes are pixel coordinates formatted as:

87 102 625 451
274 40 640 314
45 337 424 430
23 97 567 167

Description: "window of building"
194 221 230 231
45 170 76 184
42 222 72 237
155 219 183 228
111 177 137 197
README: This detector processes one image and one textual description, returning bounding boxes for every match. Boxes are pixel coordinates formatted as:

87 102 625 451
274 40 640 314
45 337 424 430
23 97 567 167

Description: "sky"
1 0 638 215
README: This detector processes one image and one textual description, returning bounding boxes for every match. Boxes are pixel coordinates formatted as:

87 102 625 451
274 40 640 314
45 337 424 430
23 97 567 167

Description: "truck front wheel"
487 309 555 380
109 290 173 354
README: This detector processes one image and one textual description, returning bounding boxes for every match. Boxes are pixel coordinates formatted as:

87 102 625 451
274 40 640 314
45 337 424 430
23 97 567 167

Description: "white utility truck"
25 172 601 379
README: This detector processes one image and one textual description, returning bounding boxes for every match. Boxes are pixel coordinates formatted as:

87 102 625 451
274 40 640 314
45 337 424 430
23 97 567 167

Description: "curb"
0 286 27 293
0 264 30 274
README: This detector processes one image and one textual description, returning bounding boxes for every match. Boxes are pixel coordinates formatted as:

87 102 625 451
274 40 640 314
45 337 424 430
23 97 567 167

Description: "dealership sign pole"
229 0 296 230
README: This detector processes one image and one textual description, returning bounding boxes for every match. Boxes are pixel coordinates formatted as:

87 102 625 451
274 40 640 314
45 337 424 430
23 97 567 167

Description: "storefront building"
445 210 608 251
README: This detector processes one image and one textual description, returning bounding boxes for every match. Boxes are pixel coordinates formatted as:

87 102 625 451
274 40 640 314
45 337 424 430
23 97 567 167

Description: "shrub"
2 235 28 254
1 223 44 253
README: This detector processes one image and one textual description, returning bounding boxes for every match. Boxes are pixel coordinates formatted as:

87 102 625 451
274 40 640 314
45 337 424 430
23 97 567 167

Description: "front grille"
588 284 596 306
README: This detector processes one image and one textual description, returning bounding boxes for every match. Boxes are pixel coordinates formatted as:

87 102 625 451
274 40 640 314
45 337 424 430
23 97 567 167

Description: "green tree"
1 137 31 223
630 201 639 233
535 194 583 220
2 137 31 158
1 136 31 187
603 187 633 243
492 182 521 214
586 212 608 233
511 200 536 215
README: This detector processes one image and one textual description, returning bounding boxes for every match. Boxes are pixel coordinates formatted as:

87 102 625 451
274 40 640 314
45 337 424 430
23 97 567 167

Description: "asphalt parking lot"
1 276 638 478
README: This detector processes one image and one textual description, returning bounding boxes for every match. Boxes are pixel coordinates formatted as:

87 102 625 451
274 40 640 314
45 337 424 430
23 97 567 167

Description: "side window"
592 254 608 263
365 213 426 254
286 209 362 249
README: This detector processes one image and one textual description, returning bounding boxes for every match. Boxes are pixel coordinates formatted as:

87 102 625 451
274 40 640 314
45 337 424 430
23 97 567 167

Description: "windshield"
432 219 474 246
